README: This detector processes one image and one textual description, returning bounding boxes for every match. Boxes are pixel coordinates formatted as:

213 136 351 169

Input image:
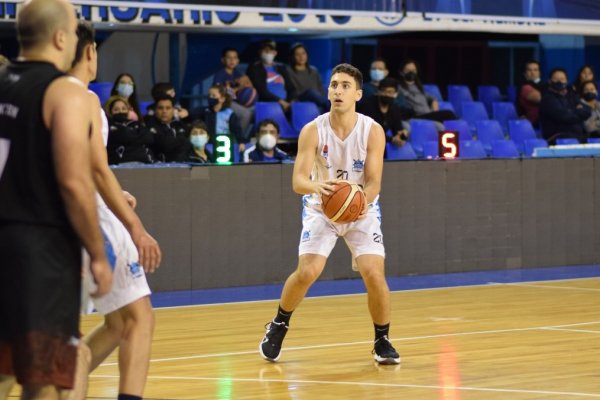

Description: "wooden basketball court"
81 277 600 399
8 277 600 399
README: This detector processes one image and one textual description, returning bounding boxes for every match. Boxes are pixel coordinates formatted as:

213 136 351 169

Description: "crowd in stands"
5 36 596 165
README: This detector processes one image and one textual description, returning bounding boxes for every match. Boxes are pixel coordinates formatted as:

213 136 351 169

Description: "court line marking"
90 374 600 398
542 327 600 334
490 282 600 291
149 276 600 311
96 320 600 367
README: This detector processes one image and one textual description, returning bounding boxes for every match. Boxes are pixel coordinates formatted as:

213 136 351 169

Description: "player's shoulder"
46 76 90 105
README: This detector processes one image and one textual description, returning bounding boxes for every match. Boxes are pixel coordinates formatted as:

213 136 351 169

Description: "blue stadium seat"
459 140 487 159
438 101 455 112
475 120 504 155
139 100 153 116
588 138 600 144
556 138 580 145
461 101 489 131
478 85 502 115
386 142 417 160
255 102 296 140
89 82 113 106
506 85 517 104
443 119 473 141
523 138 548 157
291 102 320 134
447 85 473 116
423 84 443 102
491 139 520 158
492 102 518 133
508 119 536 154
408 119 438 157
423 140 439 159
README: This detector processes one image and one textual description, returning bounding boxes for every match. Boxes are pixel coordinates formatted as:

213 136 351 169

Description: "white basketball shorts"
81 205 151 315
298 202 385 269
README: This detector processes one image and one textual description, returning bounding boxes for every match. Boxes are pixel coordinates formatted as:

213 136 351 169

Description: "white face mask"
261 52 275 64
259 133 277 150
190 134 209 148
533 77 541 84
116 82 134 98
370 69 385 82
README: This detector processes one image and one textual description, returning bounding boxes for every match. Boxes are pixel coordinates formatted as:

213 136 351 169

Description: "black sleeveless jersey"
0 61 72 227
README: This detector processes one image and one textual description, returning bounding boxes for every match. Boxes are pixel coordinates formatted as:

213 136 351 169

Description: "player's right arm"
44 77 112 297
292 122 335 196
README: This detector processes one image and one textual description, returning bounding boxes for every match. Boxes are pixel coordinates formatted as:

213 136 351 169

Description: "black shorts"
0 223 81 389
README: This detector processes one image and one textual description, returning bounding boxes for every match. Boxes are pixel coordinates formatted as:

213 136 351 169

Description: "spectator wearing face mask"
110 72 142 122
105 96 155 164
397 59 456 125
539 68 591 144
199 84 247 154
187 120 213 163
518 60 543 127
357 77 412 147
243 119 289 163
572 64 595 94
246 39 296 113
579 80 600 138
146 95 191 162
362 58 389 100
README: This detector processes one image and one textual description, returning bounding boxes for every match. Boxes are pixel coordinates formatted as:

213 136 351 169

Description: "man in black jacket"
246 39 296 113
146 96 191 162
357 77 411 147
539 68 591 144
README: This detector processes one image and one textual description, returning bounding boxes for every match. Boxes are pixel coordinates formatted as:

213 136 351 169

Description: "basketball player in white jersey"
66 21 161 400
259 63 399 364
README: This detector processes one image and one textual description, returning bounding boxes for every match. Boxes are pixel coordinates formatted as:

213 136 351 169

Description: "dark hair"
290 42 311 72
72 21 94 67
372 57 388 67
221 47 238 58
209 84 232 108
573 64 596 93
578 79 598 96
189 119 209 134
257 118 280 135
110 73 141 119
151 82 174 101
523 59 540 72
549 67 568 80
330 63 363 89
259 39 277 51
378 77 398 91
154 95 174 107
397 58 425 94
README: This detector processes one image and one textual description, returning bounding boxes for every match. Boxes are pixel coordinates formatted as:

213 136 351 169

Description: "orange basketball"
322 182 366 224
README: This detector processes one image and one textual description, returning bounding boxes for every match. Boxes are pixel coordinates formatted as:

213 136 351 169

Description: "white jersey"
303 112 377 209
91 91 109 208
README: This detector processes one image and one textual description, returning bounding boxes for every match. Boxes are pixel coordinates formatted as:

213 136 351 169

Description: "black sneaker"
373 336 400 365
259 320 288 362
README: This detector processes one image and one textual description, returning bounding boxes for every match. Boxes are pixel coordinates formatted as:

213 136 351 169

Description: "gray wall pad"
113 158 599 292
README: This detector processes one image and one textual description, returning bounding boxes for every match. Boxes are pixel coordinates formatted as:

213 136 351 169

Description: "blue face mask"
370 69 385 82
190 134 209 148
116 83 134 98
208 98 219 108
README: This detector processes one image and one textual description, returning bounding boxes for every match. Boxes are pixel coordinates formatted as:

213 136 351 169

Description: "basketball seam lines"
330 185 359 222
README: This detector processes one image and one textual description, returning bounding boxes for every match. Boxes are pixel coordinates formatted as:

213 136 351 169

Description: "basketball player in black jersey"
0 1 113 399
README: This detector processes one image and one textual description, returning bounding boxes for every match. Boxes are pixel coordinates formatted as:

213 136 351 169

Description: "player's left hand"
123 190 137 209
131 226 162 273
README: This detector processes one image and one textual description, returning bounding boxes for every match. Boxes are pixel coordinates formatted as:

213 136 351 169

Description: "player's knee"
121 297 154 335
78 341 92 366
296 265 321 285
360 265 385 284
